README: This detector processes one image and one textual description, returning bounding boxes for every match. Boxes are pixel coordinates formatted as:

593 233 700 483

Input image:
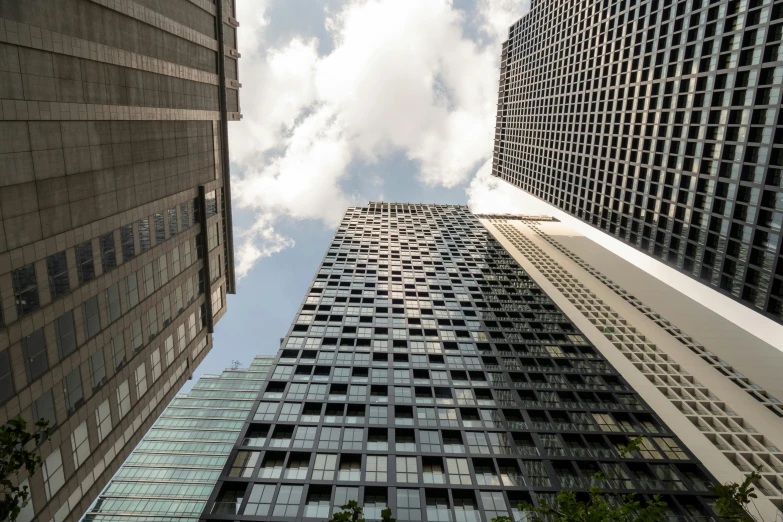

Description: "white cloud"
466 159 543 214
231 0 531 278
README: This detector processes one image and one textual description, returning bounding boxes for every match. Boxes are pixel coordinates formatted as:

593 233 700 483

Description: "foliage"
491 437 667 522
1 417 49 522
327 500 396 522
712 468 762 522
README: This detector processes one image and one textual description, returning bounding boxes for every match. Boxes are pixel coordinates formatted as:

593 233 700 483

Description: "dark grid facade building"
0 1 241 521
202 203 716 522
491 0 783 323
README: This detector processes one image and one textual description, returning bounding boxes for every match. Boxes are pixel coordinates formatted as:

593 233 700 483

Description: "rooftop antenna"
231 360 242 370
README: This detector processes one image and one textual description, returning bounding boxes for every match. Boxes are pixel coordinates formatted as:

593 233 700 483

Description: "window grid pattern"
83 357 273 520
489 219 783 505
530 222 783 416
492 0 783 324
205 204 716 522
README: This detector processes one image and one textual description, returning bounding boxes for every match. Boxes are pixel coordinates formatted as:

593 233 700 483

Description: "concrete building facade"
199 203 718 522
491 0 783 324
481 214 783 519
0 1 240 521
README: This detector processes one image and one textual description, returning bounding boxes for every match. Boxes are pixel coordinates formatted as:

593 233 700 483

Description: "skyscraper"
80 356 274 522
199 203 717 522
481 214 783 518
491 0 783 324
0 1 240 521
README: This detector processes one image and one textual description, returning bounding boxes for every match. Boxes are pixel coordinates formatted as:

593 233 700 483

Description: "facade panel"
199 204 717 522
492 0 783 323
0 1 241 521
82 357 274 522
482 214 783 519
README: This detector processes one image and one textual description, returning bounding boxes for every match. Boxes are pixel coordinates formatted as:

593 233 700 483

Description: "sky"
182 0 783 390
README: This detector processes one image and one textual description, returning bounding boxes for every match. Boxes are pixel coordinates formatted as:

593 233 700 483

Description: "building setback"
199 203 717 522
0 1 240 521
491 0 783 324
80 356 275 522
481 214 783 519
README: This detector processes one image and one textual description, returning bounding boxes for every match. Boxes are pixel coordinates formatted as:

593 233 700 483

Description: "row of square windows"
6 192 218 324
0 239 206 406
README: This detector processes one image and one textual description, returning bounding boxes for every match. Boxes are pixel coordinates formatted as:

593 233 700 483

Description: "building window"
22 328 48 382
70 421 90 469
126 273 139 309
95 399 111 442
338 456 361 481
168 207 178 236
426 491 451 522
46 251 69 300
117 379 130 417
278 402 301 422
208 223 219 250
106 283 121 322
211 287 223 315
304 489 330 518
154 213 165 244
312 453 337 480
164 335 174 366
82 296 101 340
54 311 76 359
397 488 422 520
366 455 387 482
180 202 190 230
285 457 310 480
228 450 259 477
110 334 126 370
396 456 418 482
205 190 217 217
657 438 688 460
64 368 84 415
143 263 155 297
147 306 159 340
134 363 147 397
42 449 65 500
342 427 363 450
158 254 169 285
177 324 186 352
447 457 472 485
172 246 181 276
15 480 34 522
480 491 508 520
131 319 142 352
120 225 135 261
99 232 117 272
162 295 172 326
75 241 95 284
151 348 161 381
192 198 200 224
293 426 317 448
89 349 106 389
272 485 302 518
244 484 274 516
259 454 284 478
12 264 39 317
139 218 151 252
33 390 56 429
0 350 13 405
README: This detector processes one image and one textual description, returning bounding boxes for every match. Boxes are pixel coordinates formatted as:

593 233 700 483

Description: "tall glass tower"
80 356 274 522
491 0 783 324
198 203 717 522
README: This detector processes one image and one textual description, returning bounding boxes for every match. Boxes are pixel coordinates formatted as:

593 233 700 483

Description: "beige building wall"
0 1 240 521
481 216 783 521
